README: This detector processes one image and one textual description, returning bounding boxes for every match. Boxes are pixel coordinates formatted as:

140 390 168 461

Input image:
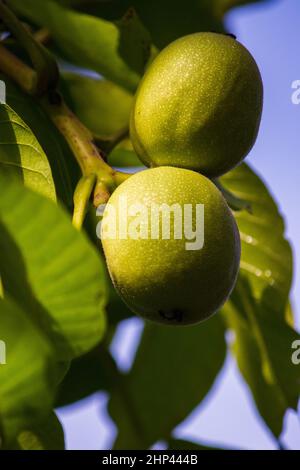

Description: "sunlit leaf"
221 164 299 437
0 103 56 201
221 163 293 316
0 176 107 360
63 0 274 48
9 0 152 92
61 73 133 140
223 288 286 437
2 75 78 209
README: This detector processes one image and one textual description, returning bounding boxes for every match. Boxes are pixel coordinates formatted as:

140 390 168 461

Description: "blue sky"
57 0 300 450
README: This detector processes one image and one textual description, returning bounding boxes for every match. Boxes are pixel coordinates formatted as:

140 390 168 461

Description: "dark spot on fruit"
158 309 184 322
210 31 237 40
226 33 237 40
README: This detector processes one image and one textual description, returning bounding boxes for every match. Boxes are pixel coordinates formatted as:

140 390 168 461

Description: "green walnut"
101 167 241 325
130 32 263 177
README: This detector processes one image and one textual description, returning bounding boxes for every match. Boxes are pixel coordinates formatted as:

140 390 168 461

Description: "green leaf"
2 74 79 209
56 345 119 407
220 164 299 437
109 315 226 449
9 0 152 92
108 139 143 168
220 164 293 319
0 296 56 445
62 0 223 48
0 103 56 201
61 73 133 140
63 0 273 49
223 288 287 438
0 176 107 361
24 0 274 50
10 412 65 450
244 281 300 410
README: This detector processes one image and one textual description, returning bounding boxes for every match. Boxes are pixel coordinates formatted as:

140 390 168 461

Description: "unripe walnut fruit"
130 32 263 177
101 167 241 325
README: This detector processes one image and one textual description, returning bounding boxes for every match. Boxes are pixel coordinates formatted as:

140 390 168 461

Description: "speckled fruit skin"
130 32 263 177
101 167 241 325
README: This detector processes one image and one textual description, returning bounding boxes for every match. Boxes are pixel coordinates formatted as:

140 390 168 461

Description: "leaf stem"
0 43 36 93
40 92 131 206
